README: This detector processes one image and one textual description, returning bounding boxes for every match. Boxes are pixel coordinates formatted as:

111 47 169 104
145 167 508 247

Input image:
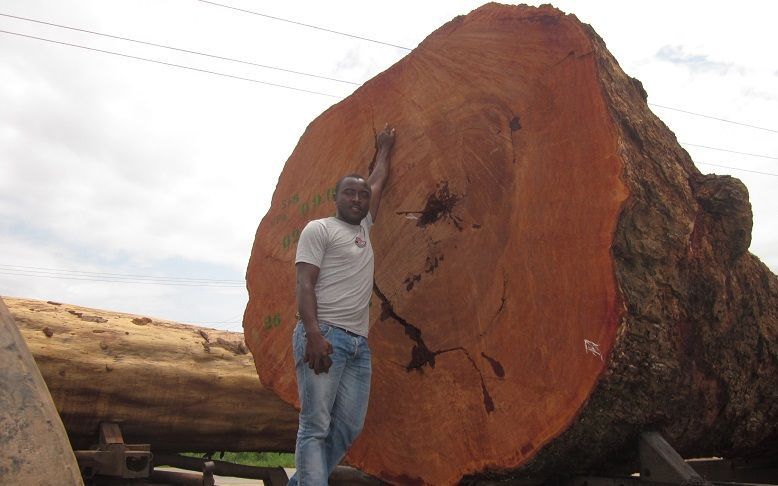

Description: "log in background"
8 297 297 453
245 4 778 485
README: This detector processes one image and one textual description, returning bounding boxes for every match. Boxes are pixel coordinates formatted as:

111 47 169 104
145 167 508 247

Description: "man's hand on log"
304 332 333 374
376 123 396 152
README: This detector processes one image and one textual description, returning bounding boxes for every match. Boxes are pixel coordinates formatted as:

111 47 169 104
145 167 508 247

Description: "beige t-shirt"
295 214 374 336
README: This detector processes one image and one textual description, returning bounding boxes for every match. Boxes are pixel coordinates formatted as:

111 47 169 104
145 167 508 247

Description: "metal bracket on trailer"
74 422 152 480
75 422 218 485
638 431 707 484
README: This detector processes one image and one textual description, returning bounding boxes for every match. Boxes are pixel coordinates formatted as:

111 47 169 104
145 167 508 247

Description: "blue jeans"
288 321 372 486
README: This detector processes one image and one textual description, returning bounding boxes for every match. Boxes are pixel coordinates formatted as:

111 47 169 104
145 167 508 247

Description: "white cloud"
655 45 738 75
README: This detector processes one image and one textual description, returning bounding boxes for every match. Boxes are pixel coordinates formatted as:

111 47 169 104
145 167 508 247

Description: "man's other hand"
304 332 334 374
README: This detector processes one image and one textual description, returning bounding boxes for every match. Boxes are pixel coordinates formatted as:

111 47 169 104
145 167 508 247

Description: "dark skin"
296 124 396 374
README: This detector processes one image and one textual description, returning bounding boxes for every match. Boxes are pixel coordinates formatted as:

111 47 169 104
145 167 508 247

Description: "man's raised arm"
368 124 396 221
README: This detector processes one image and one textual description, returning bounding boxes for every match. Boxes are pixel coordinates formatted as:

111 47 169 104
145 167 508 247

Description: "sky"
1 0 776 332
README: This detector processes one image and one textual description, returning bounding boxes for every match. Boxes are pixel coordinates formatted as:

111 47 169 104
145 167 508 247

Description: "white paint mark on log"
584 339 603 362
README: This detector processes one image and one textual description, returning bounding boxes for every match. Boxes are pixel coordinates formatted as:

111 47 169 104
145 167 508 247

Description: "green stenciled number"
263 312 282 330
299 201 310 216
312 193 322 208
282 228 302 250
280 193 300 210
326 187 336 201
271 213 288 225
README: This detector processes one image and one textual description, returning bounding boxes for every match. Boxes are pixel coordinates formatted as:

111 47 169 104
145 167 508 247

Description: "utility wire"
191 320 242 326
189 312 244 325
0 12 360 86
650 103 778 134
0 29 342 98
696 162 778 177
215 313 243 322
0 263 243 283
197 0 412 51
3 19 776 173
3 15 776 142
190 1 775 137
0 270 245 287
682 142 777 161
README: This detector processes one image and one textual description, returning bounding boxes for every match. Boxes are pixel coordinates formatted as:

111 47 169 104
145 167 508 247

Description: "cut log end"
244 4 778 484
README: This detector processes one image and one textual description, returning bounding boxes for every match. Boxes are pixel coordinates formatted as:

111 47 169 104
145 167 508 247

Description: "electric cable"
3 17 776 141
695 162 778 177
0 263 243 283
0 12 360 86
196 0 412 51
0 270 245 287
189 3 778 137
650 103 778 134
682 143 777 160
0 29 342 98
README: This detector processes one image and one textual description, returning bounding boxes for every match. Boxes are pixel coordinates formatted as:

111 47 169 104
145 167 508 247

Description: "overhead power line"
3 12 776 141
0 263 245 287
0 29 342 98
191 320 243 326
2 16 775 158
0 270 245 287
650 103 778 134
682 142 777 161
0 12 360 86
197 0 412 51
0 263 243 283
196 313 244 324
696 162 778 177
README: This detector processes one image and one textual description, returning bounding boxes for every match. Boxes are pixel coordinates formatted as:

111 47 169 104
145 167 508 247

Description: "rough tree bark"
244 4 778 485
7 297 297 453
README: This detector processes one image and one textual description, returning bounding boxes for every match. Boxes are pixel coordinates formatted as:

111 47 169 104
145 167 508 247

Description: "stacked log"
7 297 297 452
244 3 778 485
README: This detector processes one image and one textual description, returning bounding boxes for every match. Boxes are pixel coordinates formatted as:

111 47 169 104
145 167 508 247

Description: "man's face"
335 177 371 224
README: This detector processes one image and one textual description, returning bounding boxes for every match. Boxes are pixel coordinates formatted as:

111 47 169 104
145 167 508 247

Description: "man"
290 124 396 485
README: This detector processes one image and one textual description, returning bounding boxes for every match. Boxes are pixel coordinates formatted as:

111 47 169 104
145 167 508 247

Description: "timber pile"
244 3 778 485
7 297 298 452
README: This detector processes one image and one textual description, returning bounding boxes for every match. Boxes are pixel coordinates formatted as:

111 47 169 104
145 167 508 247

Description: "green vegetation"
182 451 295 468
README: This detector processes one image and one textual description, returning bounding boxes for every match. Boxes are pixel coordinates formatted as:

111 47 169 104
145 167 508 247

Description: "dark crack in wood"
479 275 508 338
373 282 497 413
424 255 443 273
404 273 421 291
480 352 505 378
395 181 463 230
438 347 496 413
373 282 436 370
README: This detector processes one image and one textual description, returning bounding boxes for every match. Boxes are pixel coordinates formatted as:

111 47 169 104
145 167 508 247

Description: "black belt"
340 327 363 338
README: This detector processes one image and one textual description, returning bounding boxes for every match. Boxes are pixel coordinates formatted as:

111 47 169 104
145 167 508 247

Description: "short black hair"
335 173 368 195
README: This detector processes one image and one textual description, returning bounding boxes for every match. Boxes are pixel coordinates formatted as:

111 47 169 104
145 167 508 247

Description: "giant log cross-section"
244 4 778 484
